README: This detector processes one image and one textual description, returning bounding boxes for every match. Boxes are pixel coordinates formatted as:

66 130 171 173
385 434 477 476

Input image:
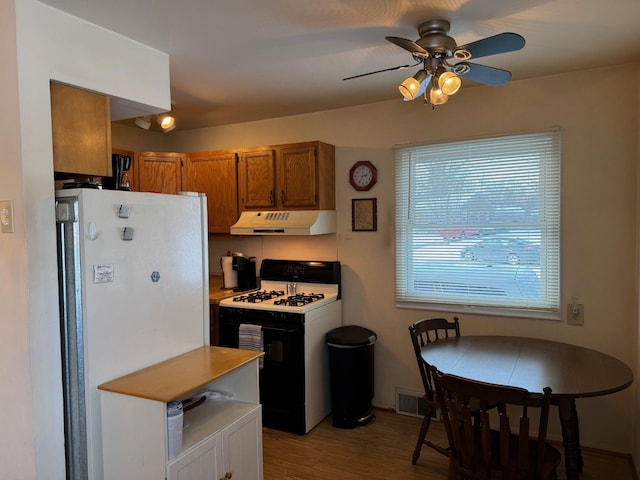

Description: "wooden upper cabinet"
131 140 334 234
50 82 112 177
135 152 185 194
237 149 277 210
239 141 335 212
186 151 239 234
278 144 317 208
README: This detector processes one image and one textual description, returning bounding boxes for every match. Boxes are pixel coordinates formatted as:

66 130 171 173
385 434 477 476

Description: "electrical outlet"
567 303 584 326
0 200 14 233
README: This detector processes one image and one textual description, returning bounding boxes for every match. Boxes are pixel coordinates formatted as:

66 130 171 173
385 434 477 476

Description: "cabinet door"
278 144 318 208
186 151 238 234
238 149 276 210
223 406 263 480
167 431 223 480
50 82 112 177
136 152 185 194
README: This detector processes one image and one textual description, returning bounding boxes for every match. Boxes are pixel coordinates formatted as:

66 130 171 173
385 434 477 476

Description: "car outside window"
394 130 561 318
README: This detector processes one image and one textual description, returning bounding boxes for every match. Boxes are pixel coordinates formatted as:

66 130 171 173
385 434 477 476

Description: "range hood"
230 210 337 236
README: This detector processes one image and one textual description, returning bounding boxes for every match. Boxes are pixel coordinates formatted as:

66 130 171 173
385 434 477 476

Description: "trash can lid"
326 325 377 347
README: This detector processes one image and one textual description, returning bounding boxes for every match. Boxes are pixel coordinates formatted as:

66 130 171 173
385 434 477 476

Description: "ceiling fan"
344 19 525 106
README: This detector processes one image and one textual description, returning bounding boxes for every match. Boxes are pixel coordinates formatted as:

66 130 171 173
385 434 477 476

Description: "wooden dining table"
421 335 633 480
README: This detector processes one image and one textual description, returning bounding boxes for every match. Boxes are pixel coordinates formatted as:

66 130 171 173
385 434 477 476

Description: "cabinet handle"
281 190 285 204
269 190 273 204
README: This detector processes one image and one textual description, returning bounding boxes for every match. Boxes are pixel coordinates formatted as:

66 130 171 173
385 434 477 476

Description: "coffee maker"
232 255 257 292
102 154 132 190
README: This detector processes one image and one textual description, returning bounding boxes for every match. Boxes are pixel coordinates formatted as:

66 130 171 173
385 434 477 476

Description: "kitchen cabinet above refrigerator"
50 82 112 178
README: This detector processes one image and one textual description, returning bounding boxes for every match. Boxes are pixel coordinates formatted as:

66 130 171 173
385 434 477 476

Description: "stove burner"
232 290 285 303
273 293 325 307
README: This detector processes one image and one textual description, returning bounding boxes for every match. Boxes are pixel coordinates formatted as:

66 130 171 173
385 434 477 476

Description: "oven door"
218 307 306 433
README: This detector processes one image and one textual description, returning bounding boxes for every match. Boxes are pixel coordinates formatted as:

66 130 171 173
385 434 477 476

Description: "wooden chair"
431 366 561 480
408 317 461 464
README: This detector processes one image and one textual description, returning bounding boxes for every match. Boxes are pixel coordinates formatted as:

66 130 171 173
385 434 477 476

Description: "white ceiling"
38 0 640 131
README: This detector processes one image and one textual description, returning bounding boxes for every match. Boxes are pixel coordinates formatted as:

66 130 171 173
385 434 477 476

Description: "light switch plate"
0 200 14 233
567 303 584 326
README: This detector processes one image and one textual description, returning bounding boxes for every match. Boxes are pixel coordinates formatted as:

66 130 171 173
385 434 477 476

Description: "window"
395 130 561 318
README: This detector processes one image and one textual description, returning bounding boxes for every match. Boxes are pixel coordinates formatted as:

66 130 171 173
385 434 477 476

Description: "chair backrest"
431 366 553 480
408 317 460 401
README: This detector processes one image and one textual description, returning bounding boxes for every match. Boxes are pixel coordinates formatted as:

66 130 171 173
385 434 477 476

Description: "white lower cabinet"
223 406 263 480
168 405 262 480
168 431 223 480
99 347 263 480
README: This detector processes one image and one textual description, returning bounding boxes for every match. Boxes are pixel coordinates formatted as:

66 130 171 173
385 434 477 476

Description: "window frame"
394 129 561 320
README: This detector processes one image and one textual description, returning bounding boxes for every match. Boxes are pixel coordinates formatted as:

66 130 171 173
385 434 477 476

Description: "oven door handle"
261 326 298 334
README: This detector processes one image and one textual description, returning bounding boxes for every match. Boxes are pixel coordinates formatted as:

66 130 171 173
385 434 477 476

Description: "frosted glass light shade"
398 70 428 100
429 87 449 105
438 71 461 95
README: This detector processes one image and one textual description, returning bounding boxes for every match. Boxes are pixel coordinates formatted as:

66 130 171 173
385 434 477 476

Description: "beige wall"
137 63 639 453
0 0 36 477
111 122 164 152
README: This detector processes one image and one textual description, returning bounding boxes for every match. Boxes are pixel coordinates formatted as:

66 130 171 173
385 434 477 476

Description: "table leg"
557 397 583 479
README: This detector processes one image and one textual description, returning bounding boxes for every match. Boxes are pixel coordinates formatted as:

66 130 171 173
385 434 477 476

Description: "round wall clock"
349 160 377 191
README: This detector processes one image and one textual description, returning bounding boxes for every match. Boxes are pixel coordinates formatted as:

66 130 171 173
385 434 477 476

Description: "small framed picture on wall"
352 198 377 232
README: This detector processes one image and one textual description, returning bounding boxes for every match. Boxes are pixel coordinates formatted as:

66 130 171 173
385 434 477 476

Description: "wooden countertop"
98 346 263 402
209 274 237 303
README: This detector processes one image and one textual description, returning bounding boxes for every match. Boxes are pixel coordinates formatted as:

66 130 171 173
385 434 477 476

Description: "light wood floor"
263 409 637 480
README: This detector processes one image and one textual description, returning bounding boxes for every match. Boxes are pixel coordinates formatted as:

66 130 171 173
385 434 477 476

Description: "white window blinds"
395 130 561 316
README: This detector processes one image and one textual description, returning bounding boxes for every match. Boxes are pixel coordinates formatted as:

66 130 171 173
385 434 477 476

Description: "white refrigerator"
55 188 210 480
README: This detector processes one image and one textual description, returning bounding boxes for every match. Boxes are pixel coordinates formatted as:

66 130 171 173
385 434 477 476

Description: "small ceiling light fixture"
157 113 176 132
134 115 151 130
397 60 463 108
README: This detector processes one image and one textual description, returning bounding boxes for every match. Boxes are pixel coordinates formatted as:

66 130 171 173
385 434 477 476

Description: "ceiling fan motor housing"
416 19 457 56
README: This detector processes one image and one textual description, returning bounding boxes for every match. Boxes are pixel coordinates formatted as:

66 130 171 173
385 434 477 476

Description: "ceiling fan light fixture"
398 69 428 100
134 115 151 130
157 113 176 132
438 71 462 95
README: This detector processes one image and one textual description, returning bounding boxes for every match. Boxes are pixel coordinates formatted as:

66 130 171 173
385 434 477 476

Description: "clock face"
353 165 373 186
349 161 377 191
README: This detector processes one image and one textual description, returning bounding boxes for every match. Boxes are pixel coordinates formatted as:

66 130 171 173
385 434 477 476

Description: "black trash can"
326 325 377 429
